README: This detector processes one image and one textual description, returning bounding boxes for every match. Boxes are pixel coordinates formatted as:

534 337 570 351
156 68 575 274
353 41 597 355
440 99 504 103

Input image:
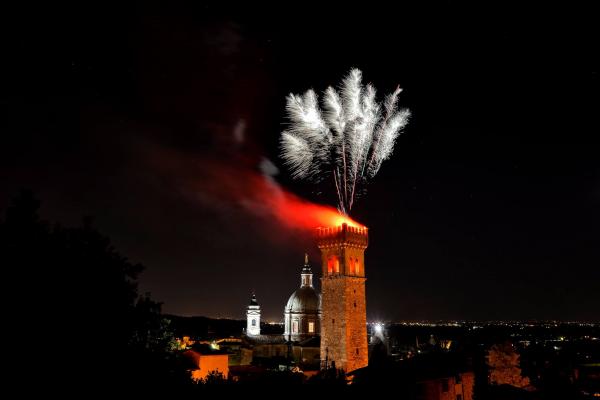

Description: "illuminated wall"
185 351 229 381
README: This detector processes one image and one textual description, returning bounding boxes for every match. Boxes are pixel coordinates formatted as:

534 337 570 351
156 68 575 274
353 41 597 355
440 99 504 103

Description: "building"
244 224 370 374
317 223 369 373
284 254 321 342
184 346 229 382
415 372 475 400
246 293 261 336
352 353 475 399
242 255 322 371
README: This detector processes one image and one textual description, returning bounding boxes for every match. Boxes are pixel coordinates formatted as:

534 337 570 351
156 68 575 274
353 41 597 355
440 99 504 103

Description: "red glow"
147 146 364 231
269 188 365 230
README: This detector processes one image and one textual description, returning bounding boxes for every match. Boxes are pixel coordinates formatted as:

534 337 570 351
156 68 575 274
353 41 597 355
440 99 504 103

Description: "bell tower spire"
246 293 261 336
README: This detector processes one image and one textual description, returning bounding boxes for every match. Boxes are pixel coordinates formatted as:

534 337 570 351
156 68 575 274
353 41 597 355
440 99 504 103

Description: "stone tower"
246 293 261 336
317 223 369 373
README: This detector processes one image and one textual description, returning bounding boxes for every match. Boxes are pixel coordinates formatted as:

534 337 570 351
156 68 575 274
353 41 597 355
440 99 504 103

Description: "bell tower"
246 293 261 336
317 222 369 373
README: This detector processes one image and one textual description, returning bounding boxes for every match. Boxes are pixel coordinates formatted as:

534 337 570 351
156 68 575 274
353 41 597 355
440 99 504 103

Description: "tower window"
332 319 335 324
308 321 315 333
292 320 299 334
355 258 360 274
349 258 355 274
252 319 256 326
328 256 340 274
356 348 359 355
354 302 356 308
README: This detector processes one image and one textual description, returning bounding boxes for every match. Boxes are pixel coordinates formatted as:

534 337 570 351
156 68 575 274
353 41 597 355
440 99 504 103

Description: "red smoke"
232 165 364 230
258 177 364 230
146 145 363 231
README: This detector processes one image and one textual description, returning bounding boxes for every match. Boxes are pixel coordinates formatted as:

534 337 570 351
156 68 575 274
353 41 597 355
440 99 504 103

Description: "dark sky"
2 2 598 321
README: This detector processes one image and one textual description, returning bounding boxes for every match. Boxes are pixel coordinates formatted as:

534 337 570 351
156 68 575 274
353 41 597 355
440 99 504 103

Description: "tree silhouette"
0 190 180 390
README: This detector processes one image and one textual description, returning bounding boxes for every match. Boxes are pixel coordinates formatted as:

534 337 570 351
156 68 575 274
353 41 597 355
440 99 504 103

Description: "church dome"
284 254 321 342
285 286 321 313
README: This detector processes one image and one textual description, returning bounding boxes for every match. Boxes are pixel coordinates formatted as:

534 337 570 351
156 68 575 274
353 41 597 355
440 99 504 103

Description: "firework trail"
279 68 411 215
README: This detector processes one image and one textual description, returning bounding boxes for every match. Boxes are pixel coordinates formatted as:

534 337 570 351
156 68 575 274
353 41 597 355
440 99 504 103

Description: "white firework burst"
279 68 410 214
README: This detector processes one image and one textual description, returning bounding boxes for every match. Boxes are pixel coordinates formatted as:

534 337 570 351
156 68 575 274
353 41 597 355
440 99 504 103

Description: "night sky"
2 3 598 321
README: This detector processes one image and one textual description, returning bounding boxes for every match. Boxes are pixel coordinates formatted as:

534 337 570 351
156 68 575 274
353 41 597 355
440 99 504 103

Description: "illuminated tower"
246 293 261 336
317 223 369 373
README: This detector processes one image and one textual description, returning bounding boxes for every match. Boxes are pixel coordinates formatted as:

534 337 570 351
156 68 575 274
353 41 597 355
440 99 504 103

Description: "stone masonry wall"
320 275 368 372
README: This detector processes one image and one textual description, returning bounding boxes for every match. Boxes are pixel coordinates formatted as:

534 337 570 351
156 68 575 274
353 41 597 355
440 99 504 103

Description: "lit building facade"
184 350 229 381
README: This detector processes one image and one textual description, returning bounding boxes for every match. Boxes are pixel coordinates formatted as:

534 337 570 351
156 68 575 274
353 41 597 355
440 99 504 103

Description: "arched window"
252 319 256 326
292 320 299 334
355 258 360 274
349 258 355 275
328 256 340 274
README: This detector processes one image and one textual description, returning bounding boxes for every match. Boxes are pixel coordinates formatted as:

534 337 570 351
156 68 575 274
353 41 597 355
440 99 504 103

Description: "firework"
280 68 411 214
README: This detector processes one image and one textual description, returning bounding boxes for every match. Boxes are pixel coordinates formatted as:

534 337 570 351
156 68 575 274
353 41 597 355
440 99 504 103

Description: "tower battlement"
316 223 368 249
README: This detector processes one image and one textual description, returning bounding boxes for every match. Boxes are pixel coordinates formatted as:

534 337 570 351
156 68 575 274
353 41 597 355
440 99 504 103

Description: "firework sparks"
279 68 410 214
